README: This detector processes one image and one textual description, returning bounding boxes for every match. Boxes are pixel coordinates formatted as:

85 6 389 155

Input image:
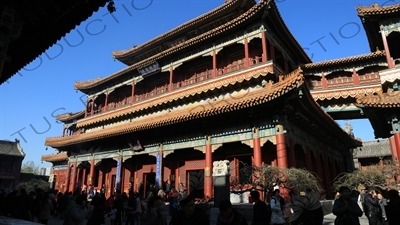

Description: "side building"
0 139 25 191
43 0 360 199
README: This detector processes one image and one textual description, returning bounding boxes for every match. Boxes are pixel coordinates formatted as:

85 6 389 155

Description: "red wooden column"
253 128 262 167
244 38 249 67
304 147 312 172
169 67 173 91
76 166 81 187
204 136 213 198
133 170 138 192
352 68 360 85
389 136 399 162
98 170 104 190
71 161 78 192
82 167 87 186
394 133 400 161
321 72 328 88
261 31 268 62
252 128 263 200
380 28 395 68
65 162 71 192
212 50 217 78
175 166 179 190
131 82 135 103
275 124 288 168
89 158 95 186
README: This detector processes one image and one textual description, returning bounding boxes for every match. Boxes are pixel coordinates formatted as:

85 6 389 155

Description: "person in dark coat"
384 189 400 225
217 199 247 225
332 186 363 225
249 191 269 225
363 187 381 225
86 193 105 225
170 194 209 225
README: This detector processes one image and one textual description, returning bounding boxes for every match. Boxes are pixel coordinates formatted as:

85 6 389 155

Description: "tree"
20 179 49 193
21 161 40 174
332 158 400 191
233 162 323 198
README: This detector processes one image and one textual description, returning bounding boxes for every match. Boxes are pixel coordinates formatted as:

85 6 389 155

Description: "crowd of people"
2 181 400 225
333 185 400 225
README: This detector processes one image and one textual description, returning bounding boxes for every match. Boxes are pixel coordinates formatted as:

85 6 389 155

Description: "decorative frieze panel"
94 151 120 160
75 154 93 162
259 128 276 137
53 165 68 170
379 67 400 84
321 103 360 113
163 139 206 151
380 18 400 36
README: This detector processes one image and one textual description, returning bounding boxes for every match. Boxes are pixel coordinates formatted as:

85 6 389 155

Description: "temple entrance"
143 172 156 196
187 170 204 199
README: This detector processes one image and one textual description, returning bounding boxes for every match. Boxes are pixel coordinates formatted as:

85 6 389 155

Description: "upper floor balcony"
87 55 265 117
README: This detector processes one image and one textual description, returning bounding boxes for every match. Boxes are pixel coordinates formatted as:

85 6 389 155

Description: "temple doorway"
143 172 156 196
187 170 204 198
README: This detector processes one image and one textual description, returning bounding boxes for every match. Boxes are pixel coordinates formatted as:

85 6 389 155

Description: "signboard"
155 153 162 189
138 62 160 76
115 157 121 191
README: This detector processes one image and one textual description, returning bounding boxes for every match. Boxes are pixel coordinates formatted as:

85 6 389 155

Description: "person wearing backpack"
250 191 269 225
270 188 285 225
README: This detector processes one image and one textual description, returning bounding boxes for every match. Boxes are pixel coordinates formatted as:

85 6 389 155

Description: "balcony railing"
85 55 264 118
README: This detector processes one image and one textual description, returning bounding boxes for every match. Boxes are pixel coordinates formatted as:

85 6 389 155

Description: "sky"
1 0 397 168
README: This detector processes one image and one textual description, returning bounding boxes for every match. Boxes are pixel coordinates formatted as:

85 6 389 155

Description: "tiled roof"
76 65 275 127
56 110 85 122
74 0 270 91
353 139 391 158
0 139 25 157
356 90 400 107
1 0 109 85
112 0 254 59
46 68 304 148
41 152 69 162
357 3 400 16
303 51 386 70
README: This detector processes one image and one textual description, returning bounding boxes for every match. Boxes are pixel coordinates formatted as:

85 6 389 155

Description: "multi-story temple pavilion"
43 0 400 199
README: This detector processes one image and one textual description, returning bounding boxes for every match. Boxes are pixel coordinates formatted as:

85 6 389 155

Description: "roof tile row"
41 152 69 162
357 3 400 16
112 0 253 59
303 51 386 70
356 90 400 107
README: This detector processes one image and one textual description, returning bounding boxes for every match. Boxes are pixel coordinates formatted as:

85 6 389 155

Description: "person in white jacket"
270 189 285 225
